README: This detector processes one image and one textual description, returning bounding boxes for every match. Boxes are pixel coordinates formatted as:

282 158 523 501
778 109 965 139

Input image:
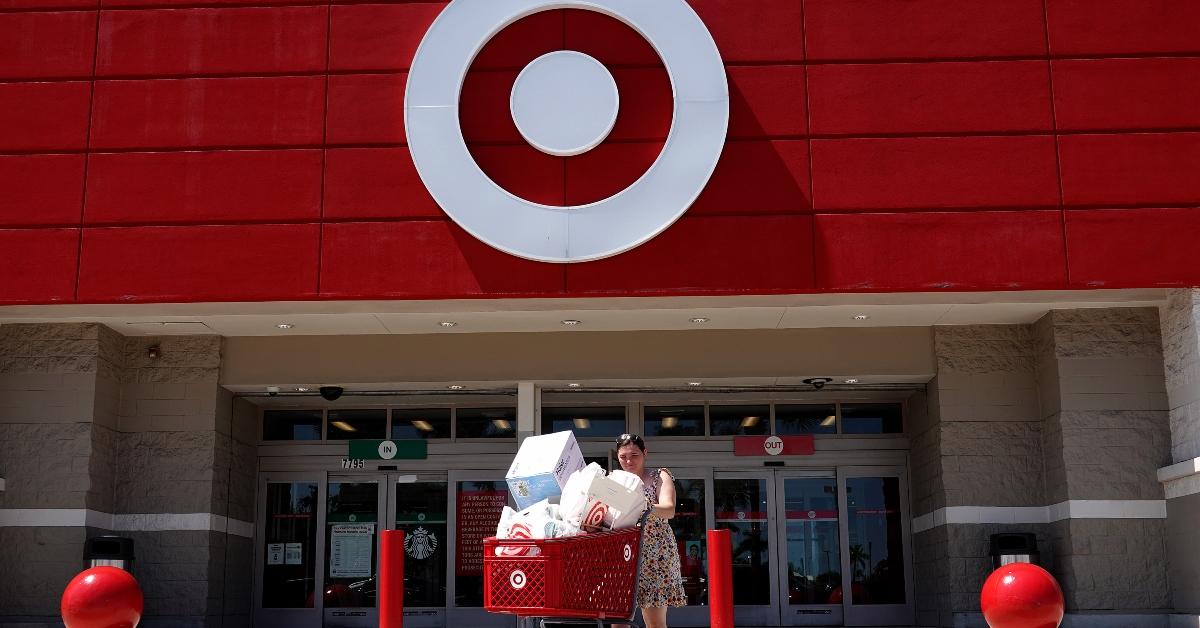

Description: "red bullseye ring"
459 11 672 207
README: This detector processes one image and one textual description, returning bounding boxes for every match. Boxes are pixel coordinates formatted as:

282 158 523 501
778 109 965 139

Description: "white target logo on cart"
509 569 528 590
623 544 632 562
405 0 729 263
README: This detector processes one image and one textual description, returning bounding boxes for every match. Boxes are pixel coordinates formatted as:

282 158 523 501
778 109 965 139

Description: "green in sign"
348 439 428 460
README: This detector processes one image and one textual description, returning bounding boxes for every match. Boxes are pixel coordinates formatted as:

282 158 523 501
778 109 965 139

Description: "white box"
506 431 585 510
581 474 647 530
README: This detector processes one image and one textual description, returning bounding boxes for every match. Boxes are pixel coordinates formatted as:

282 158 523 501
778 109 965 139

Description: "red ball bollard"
61 566 144 628
980 562 1065 628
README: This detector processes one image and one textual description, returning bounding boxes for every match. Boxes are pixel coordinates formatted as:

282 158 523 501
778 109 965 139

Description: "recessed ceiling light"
492 419 512 430
447 384 464 390
690 317 709 324
820 415 837 427
852 314 869 321
438 321 457 328
567 383 581 388
844 378 859 384
330 421 356 432
687 381 703 387
561 319 582 326
276 323 294 329
572 418 591 430
741 416 760 428
412 420 434 432
662 416 679 428
296 387 310 392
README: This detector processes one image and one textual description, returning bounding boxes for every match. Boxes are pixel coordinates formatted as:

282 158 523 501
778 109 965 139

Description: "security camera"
802 377 833 391
319 386 344 401
266 386 280 397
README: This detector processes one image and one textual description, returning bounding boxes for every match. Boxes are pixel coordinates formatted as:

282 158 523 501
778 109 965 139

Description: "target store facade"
1 1 1200 627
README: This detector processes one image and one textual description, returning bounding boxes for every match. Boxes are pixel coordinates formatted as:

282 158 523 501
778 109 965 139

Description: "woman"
615 433 686 628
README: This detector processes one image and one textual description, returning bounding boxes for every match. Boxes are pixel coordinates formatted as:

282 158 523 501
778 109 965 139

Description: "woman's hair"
615 433 646 452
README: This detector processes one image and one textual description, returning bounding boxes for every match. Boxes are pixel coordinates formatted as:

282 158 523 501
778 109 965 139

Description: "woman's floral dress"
637 467 688 608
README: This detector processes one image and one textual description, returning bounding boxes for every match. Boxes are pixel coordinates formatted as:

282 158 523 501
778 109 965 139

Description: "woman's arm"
651 468 677 520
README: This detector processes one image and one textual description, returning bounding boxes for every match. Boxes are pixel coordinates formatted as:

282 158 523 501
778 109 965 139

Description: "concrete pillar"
913 324 1048 627
0 325 254 628
0 323 122 624
516 381 539 444
1034 308 1172 617
1160 289 1200 621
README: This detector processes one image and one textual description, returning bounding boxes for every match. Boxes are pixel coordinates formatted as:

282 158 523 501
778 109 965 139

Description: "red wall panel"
472 9 563 70
320 221 564 298
1066 208 1200 288
565 216 815 293
1059 133 1200 207
728 66 807 139
1052 58 1200 131
90 76 325 149
0 11 96 79
96 7 328 77
804 0 1047 61
0 228 78 304
2 0 95 9
688 0 804 63
0 81 90 151
0 154 85 227
808 61 1053 135
85 150 323 225
690 141 811 215
324 148 442 220
1046 0 1200 55
326 73 406 145
815 211 1068 291
329 3 446 72
811 136 1060 210
564 10 660 67
78 224 320 302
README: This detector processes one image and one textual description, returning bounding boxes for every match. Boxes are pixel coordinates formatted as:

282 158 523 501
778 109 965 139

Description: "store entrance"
254 471 516 628
715 467 914 627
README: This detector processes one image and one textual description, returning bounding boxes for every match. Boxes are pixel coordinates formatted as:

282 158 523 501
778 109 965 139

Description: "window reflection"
644 406 705 437
455 408 517 439
846 477 905 605
262 482 318 608
709 405 770 436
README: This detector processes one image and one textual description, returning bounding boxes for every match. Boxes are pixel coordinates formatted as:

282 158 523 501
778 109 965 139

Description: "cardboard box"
506 431 585 510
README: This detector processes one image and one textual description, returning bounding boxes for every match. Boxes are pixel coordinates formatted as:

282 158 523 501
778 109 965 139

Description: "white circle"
764 436 784 456
405 0 728 263
511 51 619 157
623 544 632 562
509 569 527 590
378 441 397 460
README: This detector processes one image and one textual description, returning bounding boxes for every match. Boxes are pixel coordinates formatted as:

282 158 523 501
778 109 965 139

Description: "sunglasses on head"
615 433 645 447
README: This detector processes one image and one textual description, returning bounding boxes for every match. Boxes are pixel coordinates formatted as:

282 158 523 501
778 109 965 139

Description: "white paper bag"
559 463 607 527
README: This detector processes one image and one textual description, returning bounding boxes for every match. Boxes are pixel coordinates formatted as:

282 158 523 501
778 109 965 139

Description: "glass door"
447 470 516 628
838 467 914 627
323 476 383 628
389 473 449 628
663 468 715 627
713 472 779 626
776 472 843 626
255 472 326 628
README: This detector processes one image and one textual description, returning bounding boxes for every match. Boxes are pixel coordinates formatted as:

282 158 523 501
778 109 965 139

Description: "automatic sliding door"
390 474 448 628
714 473 778 626
777 473 842 626
447 471 515 628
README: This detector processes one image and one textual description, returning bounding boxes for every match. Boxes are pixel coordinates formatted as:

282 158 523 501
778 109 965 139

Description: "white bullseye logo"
509 569 528 590
405 0 729 263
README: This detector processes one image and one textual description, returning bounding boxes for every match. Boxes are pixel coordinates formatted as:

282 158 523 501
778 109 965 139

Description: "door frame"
386 471 451 628
837 466 915 627
713 469 783 627
446 470 516 628
774 469 843 627
661 466 716 627
321 473 385 628
254 470 329 628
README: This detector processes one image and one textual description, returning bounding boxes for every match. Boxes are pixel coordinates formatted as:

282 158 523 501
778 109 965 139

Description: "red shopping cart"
483 521 646 628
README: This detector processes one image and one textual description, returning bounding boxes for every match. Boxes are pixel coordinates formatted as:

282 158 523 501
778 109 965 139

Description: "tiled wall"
1 0 1198 304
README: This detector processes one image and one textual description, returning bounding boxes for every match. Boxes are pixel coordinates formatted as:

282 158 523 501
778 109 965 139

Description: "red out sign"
734 435 815 457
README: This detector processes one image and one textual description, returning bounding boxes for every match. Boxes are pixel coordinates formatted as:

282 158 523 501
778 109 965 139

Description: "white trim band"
1159 457 1200 499
912 500 1168 533
0 509 254 538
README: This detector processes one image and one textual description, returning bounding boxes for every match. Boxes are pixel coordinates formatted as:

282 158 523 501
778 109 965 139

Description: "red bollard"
707 529 734 628
379 529 405 628
61 566 144 628
980 562 1064 628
